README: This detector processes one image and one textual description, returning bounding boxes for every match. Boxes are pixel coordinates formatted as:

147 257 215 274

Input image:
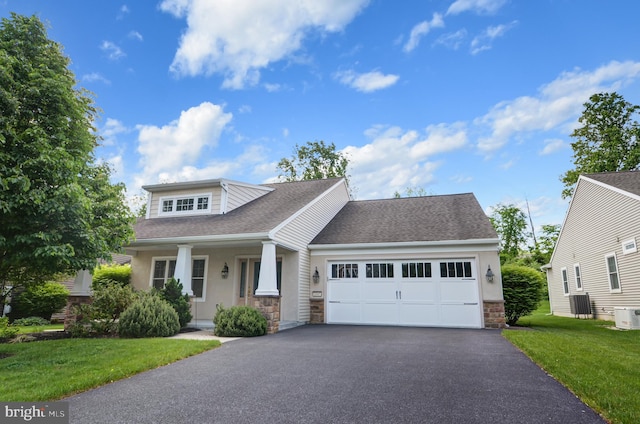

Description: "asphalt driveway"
67 325 604 424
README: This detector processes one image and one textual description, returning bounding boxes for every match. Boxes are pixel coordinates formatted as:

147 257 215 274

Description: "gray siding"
148 186 222 218
548 178 640 320
272 181 351 321
226 183 271 212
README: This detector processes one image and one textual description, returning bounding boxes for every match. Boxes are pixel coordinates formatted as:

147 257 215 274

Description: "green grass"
503 301 640 424
0 337 220 401
15 323 65 334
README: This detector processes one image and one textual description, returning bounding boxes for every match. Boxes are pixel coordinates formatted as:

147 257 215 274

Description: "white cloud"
101 118 128 146
160 0 369 89
283 128 290 138
334 70 399 92
117 5 130 20
100 41 125 60
403 13 445 53
82 72 111 84
447 0 508 15
128 31 143 41
238 105 252 114
470 21 517 55
434 29 467 50
343 123 467 198
136 102 233 182
475 60 640 152
540 138 566 155
264 83 282 93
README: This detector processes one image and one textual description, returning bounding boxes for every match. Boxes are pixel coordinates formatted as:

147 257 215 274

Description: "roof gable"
582 170 640 199
310 193 497 245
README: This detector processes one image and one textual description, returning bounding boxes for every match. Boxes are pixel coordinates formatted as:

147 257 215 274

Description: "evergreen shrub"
118 294 180 338
9 282 69 321
213 305 267 337
502 264 544 325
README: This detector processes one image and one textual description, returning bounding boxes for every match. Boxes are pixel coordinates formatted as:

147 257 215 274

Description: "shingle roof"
584 170 640 197
132 178 342 241
310 193 497 245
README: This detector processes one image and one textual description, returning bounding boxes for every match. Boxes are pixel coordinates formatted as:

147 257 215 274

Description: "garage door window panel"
332 263 359 279
440 261 473 278
402 262 432 278
366 263 394 279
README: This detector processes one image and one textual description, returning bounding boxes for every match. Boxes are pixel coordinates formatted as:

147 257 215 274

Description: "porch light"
312 267 320 284
221 262 229 279
485 265 494 283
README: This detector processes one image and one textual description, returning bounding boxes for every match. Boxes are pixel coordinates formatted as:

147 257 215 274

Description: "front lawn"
503 301 640 424
0 337 220 401
15 323 65 334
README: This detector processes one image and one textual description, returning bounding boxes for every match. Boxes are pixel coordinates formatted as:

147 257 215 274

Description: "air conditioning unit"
614 307 640 330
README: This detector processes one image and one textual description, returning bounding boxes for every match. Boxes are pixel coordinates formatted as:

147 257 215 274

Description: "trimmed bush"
9 282 69 321
502 264 545 325
213 305 267 337
158 278 192 328
118 294 180 338
0 317 18 341
12 317 50 326
68 282 138 337
92 264 131 289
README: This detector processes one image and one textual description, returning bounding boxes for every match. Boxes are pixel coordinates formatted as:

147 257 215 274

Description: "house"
544 171 640 320
125 177 505 332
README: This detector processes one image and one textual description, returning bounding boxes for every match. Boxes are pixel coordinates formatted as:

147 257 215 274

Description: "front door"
236 259 283 307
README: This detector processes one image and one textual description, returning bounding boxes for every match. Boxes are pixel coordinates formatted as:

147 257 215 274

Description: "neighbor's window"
365 263 394 278
402 262 432 278
331 263 358 279
439 261 472 278
605 253 621 293
561 267 569 295
574 263 583 291
151 257 208 299
158 194 212 216
622 238 637 255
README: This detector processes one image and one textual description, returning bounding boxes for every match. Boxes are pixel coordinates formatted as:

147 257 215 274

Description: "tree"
561 92 640 198
0 14 135 311
530 224 561 265
393 186 431 198
277 140 350 184
489 204 529 263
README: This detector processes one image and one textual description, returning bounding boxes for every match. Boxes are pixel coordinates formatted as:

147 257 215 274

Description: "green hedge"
118 294 180 338
502 264 544 326
9 282 69 321
213 305 267 337
92 264 131 289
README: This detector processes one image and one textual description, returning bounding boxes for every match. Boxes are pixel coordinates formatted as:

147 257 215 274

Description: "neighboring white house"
544 171 640 320
125 177 505 332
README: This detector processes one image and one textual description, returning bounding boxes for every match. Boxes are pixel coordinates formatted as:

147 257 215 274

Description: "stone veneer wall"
63 295 93 331
483 300 506 328
253 296 280 334
309 298 324 324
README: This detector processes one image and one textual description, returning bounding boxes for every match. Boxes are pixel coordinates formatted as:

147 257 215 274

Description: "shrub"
92 264 131 289
0 317 18 341
9 282 69 321
158 278 192 328
12 317 50 326
213 305 267 337
502 264 545 326
118 294 180 338
68 282 138 337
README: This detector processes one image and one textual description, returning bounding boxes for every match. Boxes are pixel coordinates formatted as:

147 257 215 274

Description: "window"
365 263 394 278
574 263 582 291
151 257 208 299
622 238 637 255
439 261 472 278
561 267 569 295
158 193 212 216
605 253 621 293
331 263 358 279
401 262 432 278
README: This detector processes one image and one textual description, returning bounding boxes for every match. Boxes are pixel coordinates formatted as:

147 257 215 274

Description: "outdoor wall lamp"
486 265 495 283
312 267 320 284
221 262 229 279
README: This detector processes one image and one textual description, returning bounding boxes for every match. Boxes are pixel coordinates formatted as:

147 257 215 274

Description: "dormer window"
159 193 212 216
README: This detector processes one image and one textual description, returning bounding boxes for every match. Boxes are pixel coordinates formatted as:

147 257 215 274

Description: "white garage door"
327 259 481 328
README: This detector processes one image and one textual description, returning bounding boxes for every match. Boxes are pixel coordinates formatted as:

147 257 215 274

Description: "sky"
2 0 640 238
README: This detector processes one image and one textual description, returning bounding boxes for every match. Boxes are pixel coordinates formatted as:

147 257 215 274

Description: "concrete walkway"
169 329 240 343
67 325 605 424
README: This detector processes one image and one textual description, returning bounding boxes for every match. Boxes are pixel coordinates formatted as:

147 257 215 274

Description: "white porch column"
174 244 193 296
70 270 92 296
255 240 279 296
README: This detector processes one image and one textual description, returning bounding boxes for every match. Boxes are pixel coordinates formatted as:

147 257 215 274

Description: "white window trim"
157 192 212 217
573 263 583 291
150 255 209 301
622 237 637 255
561 267 569 296
605 253 622 293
